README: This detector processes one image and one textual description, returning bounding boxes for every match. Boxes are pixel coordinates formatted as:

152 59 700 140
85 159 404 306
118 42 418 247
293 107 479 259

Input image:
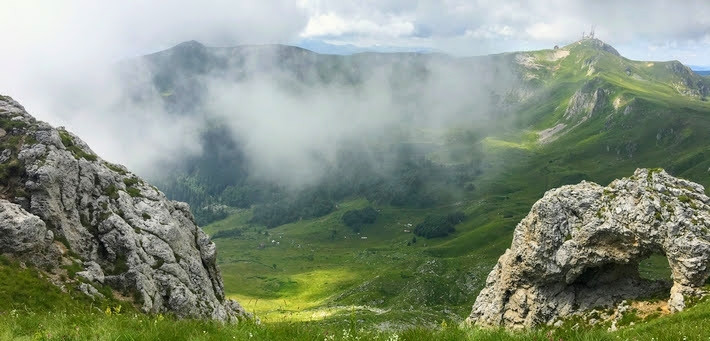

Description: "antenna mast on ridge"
589 25 596 39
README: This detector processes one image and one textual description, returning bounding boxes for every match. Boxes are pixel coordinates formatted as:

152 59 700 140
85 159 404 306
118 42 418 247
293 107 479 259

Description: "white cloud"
295 0 710 64
0 0 309 172
525 23 567 41
301 12 414 38
465 25 516 39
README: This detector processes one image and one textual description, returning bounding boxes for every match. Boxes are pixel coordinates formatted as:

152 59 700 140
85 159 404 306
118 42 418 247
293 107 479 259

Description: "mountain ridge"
28 37 709 326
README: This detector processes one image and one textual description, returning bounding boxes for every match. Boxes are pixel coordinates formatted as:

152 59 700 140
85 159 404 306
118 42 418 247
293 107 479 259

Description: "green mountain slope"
1 38 710 340
139 40 705 328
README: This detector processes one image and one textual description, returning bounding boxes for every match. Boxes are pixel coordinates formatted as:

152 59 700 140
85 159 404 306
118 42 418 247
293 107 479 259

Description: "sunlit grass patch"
229 268 361 322
481 137 533 151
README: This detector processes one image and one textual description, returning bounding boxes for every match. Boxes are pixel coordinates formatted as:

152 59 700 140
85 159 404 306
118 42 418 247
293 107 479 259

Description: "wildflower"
105 307 112 316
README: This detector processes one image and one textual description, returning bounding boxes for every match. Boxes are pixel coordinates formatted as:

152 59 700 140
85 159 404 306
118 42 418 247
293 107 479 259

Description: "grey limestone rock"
0 199 60 268
0 95 246 322
467 168 710 328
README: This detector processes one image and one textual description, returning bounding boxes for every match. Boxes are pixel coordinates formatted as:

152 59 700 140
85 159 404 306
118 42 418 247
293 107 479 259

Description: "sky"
0 0 709 177
1 1 709 65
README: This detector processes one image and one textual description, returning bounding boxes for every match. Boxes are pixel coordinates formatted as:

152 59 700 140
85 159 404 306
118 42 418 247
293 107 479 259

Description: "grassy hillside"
3 38 710 339
193 38 710 330
1 253 710 340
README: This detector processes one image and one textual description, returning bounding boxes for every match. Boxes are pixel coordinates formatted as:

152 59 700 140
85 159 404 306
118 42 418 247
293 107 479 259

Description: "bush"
414 211 465 238
0 117 28 130
342 206 378 232
123 177 140 187
0 158 22 182
105 162 127 175
105 185 119 199
126 187 142 198
59 130 97 161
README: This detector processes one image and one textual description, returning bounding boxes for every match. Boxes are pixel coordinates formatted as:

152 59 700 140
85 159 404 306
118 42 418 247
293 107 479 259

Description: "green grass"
126 187 143 198
105 162 127 175
104 184 119 199
0 117 28 130
59 130 98 161
3 288 710 340
0 254 708 339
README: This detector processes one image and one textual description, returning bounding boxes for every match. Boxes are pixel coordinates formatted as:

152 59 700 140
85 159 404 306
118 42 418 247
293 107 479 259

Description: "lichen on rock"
466 168 710 328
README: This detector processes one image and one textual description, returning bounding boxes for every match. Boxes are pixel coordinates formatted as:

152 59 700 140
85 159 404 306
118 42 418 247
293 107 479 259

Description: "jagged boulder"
0 199 61 269
466 168 710 328
0 95 247 322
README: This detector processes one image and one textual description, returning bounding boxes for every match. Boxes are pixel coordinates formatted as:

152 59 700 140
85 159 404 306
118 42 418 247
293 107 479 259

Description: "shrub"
0 158 22 182
59 130 97 161
105 185 119 199
105 163 127 175
126 187 142 198
0 117 28 130
123 177 140 187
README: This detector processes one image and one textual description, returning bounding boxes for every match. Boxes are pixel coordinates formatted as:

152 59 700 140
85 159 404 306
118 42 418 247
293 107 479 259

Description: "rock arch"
466 168 710 328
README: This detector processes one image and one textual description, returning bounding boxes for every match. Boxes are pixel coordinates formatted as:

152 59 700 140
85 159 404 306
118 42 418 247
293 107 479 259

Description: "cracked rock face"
0 199 61 269
466 168 710 328
0 95 246 322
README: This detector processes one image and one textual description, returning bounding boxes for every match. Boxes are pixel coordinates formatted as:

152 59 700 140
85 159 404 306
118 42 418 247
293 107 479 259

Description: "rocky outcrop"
584 38 620 57
0 199 61 269
564 81 608 122
666 61 710 98
466 168 710 328
0 95 246 322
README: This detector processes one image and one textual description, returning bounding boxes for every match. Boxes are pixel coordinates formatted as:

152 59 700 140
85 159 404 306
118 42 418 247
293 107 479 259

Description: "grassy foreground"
2 256 710 340
2 301 710 340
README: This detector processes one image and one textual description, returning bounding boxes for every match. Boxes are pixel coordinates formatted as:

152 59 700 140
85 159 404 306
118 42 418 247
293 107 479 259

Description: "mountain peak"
568 38 620 57
174 40 206 49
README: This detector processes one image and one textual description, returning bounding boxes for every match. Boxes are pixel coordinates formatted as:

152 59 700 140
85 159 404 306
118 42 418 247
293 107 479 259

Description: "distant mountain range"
116 38 710 228
295 38 440 55
690 65 710 71
690 65 710 76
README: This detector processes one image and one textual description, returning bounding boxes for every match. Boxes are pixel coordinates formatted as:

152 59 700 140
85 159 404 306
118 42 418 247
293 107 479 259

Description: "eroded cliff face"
467 168 710 328
0 95 246 322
